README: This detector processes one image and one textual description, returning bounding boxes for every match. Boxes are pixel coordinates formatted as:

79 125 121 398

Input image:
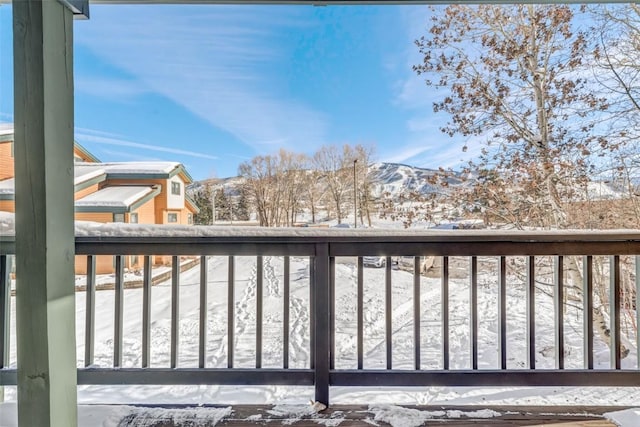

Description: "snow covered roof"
75 185 160 213
0 170 109 197
0 179 14 198
1 160 192 201
74 166 107 187
73 141 101 163
0 124 12 142
74 161 191 182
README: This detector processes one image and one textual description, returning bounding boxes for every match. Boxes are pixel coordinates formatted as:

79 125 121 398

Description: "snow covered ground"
2 253 640 425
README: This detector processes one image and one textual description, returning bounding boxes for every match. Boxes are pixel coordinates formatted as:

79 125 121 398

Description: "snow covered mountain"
188 175 245 196
189 162 621 202
367 162 464 198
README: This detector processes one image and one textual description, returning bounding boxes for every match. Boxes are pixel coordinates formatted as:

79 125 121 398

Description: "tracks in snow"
232 256 310 368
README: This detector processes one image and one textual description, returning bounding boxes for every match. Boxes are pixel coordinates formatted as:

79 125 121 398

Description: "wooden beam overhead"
59 0 90 18
2 0 634 5
86 0 640 4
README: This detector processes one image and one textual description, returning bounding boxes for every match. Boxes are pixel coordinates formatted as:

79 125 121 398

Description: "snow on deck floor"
0 403 628 427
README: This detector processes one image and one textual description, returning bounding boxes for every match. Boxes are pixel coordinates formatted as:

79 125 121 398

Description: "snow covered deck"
119 405 621 426
0 402 629 426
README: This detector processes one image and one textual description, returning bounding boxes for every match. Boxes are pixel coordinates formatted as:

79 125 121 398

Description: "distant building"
0 126 199 273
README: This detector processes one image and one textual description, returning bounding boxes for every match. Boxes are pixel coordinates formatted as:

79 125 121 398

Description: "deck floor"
116 405 623 426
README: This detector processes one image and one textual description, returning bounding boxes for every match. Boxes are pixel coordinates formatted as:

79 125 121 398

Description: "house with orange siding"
0 126 199 273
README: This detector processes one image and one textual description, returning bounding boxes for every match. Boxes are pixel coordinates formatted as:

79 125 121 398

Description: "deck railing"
2 229 640 405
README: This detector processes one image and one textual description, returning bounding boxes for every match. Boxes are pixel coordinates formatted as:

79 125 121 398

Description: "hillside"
188 162 464 200
367 162 464 198
187 162 622 208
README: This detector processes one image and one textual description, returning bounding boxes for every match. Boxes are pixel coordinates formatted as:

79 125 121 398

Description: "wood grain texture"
116 405 622 427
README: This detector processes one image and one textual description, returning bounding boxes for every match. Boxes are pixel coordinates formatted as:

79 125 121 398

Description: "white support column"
13 1 78 425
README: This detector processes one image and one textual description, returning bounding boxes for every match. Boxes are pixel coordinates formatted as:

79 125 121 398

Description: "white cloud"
392 6 436 111
75 5 329 155
425 136 484 169
405 115 442 133
99 148 164 162
76 130 218 161
383 132 484 171
75 76 149 101
384 144 433 164
385 6 486 171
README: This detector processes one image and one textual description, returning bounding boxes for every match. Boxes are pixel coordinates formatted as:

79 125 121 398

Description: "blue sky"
0 4 474 180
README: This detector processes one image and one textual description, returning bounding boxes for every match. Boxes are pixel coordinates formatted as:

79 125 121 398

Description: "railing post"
283 256 290 369
414 256 421 371
313 243 330 406
610 255 621 369
329 256 335 371
0 255 11 370
554 256 564 370
0 255 12 403
441 256 449 370
385 257 392 370
142 256 152 368
357 256 364 370
171 256 180 369
583 256 593 370
636 255 640 370
469 256 478 370
256 256 263 369
199 256 208 369
114 256 124 368
498 256 507 370
84 256 96 367
228 256 235 369
527 256 536 370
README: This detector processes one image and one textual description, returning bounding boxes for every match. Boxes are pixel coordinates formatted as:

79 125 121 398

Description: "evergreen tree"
235 190 250 221
192 183 213 225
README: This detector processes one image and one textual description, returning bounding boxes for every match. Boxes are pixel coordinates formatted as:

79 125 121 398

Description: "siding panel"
0 142 14 181
0 200 14 213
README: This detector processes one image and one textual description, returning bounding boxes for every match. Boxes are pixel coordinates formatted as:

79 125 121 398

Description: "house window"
130 213 138 224
113 213 125 223
171 181 181 195
168 212 178 223
188 213 193 225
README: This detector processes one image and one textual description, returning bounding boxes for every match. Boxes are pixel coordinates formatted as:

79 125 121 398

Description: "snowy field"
2 253 640 425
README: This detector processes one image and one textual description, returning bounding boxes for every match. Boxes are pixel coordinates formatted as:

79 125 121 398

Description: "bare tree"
413 4 632 355
303 167 324 224
592 5 640 135
414 4 609 229
312 145 353 224
354 144 376 227
238 155 278 227
278 150 307 226
238 149 309 227
592 4 640 213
